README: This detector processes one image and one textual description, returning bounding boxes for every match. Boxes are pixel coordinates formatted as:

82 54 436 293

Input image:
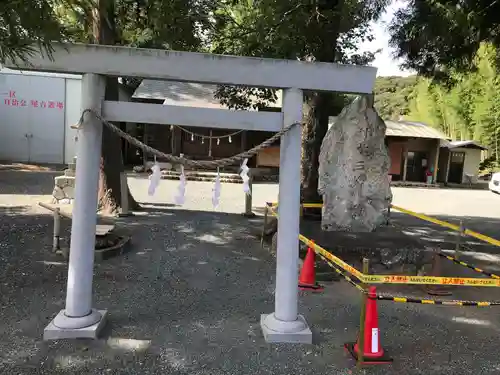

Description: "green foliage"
210 0 390 109
389 0 500 77
0 0 77 64
405 43 500 159
373 75 417 120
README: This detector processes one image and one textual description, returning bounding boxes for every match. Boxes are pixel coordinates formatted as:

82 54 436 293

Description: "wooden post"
53 208 61 252
455 220 464 260
402 145 408 182
261 204 268 248
142 124 148 170
118 172 133 217
357 258 370 368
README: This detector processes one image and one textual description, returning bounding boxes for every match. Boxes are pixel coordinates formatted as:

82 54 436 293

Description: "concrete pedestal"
260 314 312 344
44 309 108 340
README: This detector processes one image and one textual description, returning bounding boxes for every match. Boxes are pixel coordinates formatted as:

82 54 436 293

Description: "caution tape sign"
363 274 500 287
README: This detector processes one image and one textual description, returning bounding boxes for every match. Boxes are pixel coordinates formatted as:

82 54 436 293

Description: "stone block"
53 175 76 204
43 310 108 340
64 168 75 177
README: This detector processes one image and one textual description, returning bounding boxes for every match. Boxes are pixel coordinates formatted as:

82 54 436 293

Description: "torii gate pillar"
44 73 108 340
261 88 312 343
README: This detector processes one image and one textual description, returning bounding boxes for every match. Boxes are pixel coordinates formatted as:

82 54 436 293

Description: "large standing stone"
318 95 392 232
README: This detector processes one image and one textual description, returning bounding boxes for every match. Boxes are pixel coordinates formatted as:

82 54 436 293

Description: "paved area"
2 172 500 374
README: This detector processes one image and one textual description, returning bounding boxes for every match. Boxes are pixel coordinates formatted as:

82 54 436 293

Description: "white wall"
459 147 482 182
1 69 133 165
0 71 69 163
64 77 83 164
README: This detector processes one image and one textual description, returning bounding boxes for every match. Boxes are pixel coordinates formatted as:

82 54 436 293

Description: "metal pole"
53 208 61 252
455 220 464 260
357 258 369 368
49 73 106 337
261 88 311 343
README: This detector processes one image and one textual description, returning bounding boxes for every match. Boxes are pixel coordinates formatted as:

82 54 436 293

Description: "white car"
489 172 500 193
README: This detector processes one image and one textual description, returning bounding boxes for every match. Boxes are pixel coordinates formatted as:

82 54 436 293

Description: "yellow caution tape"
375 294 499 306
362 274 500 287
390 204 500 248
265 204 500 287
302 203 323 208
299 235 364 280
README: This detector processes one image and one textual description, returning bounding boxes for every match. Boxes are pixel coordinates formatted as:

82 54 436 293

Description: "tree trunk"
92 0 138 215
300 93 347 203
300 93 329 203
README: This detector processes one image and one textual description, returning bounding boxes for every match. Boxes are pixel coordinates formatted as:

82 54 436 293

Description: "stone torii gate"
6 43 376 344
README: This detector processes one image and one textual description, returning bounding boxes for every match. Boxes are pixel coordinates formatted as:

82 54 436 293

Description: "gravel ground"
1 172 500 374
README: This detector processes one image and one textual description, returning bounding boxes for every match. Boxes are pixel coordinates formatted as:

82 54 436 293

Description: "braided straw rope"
74 109 300 169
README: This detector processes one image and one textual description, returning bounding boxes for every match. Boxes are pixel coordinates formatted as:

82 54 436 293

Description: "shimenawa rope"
73 108 300 169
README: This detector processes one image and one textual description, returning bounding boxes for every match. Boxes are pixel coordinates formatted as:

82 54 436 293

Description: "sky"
358 0 414 77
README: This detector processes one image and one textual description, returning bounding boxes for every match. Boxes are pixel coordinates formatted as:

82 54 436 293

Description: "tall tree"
389 0 500 77
55 0 215 213
373 75 417 120
211 0 389 203
405 42 500 159
0 1 75 63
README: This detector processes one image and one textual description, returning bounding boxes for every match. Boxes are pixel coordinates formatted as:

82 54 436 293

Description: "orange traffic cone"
298 246 323 292
344 286 393 365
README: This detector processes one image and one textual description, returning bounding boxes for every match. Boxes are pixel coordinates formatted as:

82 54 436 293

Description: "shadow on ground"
2 205 500 374
0 170 59 195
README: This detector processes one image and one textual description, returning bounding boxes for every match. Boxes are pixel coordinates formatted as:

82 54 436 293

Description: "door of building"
448 151 465 183
406 151 428 182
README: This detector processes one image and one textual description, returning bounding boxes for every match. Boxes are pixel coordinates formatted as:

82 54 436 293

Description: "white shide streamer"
240 158 251 195
212 168 221 209
148 162 162 196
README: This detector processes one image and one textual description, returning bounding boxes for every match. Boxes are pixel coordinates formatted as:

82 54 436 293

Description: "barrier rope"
372 294 500 307
74 108 300 169
390 204 500 248
437 252 500 279
315 252 366 293
389 217 500 280
265 203 500 305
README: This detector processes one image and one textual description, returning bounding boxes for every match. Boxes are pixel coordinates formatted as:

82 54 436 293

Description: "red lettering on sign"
40 101 47 108
20 99 26 107
48 101 55 109
57 102 64 110
9 90 16 98
4 98 10 105
11 99 19 106
31 100 39 108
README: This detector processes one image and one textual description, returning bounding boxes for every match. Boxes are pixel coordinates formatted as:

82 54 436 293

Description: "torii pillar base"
43 309 108 340
260 314 312 344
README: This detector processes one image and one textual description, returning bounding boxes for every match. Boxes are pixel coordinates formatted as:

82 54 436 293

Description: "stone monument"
52 156 77 204
318 95 392 232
